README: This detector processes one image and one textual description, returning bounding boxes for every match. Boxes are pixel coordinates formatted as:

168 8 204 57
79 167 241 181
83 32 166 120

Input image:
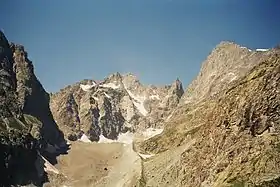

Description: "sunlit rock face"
139 44 280 187
50 73 184 142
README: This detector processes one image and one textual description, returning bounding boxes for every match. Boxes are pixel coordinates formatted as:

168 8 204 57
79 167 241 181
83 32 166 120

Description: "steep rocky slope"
3 26 280 187
10 43 64 147
180 42 275 105
0 31 43 186
10 43 64 146
50 73 183 141
0 31 65 186
139 46 280 186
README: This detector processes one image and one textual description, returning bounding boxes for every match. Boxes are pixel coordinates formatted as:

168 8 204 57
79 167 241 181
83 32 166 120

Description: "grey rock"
180 41 276 105
50 73 184 141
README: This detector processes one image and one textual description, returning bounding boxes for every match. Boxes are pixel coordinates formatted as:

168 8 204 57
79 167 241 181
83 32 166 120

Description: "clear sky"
1 0 280 92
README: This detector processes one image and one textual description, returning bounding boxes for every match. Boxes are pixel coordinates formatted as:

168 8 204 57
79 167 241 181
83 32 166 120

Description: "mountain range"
0 30 280 187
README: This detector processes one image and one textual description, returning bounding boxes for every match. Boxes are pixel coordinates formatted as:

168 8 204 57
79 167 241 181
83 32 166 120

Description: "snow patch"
41 155 60 174
125 88 148 116
149 94 160 100
240 46 252 52
142 128 163 140
80 82 96 91
229 76 237 82
98 135 116 143
93 96 99 101
138 153 155 159
104 92 111 98
256 48 269 52
167 114 172 120
79 134 91 143
133 99 148 116
100 83 120 89
98 132 134 145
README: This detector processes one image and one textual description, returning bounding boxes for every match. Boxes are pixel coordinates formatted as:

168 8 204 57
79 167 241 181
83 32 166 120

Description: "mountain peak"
0 30 16 90
180 40 278 105
105 72 123 83
216 40 237 46
170 78 184 97
212 41 249 53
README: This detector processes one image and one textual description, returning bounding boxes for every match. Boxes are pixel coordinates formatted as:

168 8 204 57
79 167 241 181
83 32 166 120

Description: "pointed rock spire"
170 78 184 98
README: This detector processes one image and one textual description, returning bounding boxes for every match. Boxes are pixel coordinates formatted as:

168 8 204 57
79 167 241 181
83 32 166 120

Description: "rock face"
0 31 65 186
50 73 184 141
180 42 276 105
0 31 43 186
139 45 280 186
10 43 64 146
3 27 280 187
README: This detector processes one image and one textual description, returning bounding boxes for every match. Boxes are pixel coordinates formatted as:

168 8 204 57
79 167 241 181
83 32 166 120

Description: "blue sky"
1 0 280 92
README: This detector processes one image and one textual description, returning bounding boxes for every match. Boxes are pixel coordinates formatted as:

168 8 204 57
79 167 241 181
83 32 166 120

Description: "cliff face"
138 46 280 187
0 31 44 186
0 31 66 186
50 73 184 142
10 43 64 146
3 26 280 187
180 42 275 105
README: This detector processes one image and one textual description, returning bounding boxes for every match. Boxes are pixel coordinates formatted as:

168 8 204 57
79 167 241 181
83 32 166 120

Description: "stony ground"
44 141 142 187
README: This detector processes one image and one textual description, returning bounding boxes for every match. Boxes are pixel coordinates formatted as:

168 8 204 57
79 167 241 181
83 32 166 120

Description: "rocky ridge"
50 72 184 142
2 27 280 187
0 31 66 186
138 44 280 186
180 42 275 105
10 43 64 146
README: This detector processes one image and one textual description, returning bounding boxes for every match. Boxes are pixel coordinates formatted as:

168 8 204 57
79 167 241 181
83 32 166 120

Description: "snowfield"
138 153 155 159
104 92 111 98
80 82 96 91
149 94 160 100
100 83 120 89
124 85 148 116
79 134 91 143
256 48 269 52
98 132 134 144
78 128 163 144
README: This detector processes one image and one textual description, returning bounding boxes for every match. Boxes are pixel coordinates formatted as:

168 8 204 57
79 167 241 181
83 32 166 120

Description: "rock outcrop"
180 42 275 105
139 44 280 187
0 31 66 186
3 26 280 187
50 73 184 141
10 43 64 146
0 31 44 186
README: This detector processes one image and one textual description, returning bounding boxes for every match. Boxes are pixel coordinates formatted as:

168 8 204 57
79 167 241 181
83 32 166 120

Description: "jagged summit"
140 52 280 187
215 40 273 53
3 29 280 187
180 40 279 105
0 30 65 186
50 70 184 142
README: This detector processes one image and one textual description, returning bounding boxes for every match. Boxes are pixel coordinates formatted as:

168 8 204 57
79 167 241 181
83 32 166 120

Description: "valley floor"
46 141 142 187
44 129 164 187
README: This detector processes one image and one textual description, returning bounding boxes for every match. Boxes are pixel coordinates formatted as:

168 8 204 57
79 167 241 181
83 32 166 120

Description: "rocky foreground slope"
10 43 64 146
139 46 280 186
0 31 65 186
1 28 280 187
